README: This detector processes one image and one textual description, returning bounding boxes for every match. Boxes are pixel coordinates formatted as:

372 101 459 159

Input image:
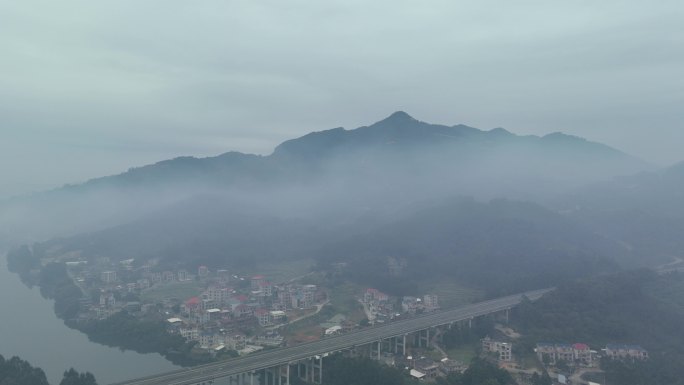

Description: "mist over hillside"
0 112 651 244
553 162 684 264
3 112 672 293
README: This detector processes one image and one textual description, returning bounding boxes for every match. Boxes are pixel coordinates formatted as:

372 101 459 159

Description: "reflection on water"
0 253 178 384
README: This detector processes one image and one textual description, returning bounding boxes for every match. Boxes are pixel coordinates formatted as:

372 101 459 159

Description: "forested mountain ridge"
513 269 684 385
0 112 651 245
22 197 626 296
555 161 684 265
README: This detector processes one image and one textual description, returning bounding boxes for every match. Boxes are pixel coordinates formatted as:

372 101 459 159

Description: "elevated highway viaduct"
111 288 551 385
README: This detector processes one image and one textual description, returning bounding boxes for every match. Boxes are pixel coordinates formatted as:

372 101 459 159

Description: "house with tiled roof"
536 342 597 367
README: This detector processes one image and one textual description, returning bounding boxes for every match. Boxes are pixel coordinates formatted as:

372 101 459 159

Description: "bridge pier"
297 361 305 381
296 356 322 384
312 356 323 384
388 335 407 356
416 329 430 348
396 334 406 356
370 340 382 360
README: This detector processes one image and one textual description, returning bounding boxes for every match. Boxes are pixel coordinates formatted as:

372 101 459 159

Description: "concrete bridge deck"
111 288 551 385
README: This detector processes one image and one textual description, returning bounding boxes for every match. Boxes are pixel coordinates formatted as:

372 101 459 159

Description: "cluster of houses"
167 274 326 353
536 342 648 367
66 257 331 355
362 288 439 324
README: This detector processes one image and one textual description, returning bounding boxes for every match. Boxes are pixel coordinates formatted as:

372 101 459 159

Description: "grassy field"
141 280 206 302
519 351 543 370
446 344 478 363
327 281 366 322
281 280 366 344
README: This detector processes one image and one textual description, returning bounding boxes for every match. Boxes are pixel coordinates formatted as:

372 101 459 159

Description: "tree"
59 368 98 385
0 354 50 385
445 358 515 385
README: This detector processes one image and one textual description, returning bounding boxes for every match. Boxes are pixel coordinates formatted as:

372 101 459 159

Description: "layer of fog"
0 114 657 252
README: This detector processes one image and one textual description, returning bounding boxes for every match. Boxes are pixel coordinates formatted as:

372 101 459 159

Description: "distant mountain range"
3 112 679 293
0 112 651 241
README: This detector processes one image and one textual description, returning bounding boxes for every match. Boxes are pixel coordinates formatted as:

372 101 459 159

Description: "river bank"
0 250 178 384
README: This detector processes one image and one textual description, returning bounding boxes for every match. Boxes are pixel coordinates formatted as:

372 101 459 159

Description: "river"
0 252 178 384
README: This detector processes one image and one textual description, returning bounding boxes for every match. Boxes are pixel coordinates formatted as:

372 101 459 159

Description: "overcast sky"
1 1 683 198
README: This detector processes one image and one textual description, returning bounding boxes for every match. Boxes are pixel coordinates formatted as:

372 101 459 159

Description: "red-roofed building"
572 343 594 365
363 288 388 304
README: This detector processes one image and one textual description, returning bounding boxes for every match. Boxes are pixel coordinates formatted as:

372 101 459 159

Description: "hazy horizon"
2 1 683 198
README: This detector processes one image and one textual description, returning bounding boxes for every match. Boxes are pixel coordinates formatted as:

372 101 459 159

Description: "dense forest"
512 269 684 385
78 311 212 366
436 358 516 385
0 355 97 385
316 355 415 385
318 198 622 295
314 354 524 385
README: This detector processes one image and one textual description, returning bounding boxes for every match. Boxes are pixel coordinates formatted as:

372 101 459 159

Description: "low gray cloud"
1 0 683 198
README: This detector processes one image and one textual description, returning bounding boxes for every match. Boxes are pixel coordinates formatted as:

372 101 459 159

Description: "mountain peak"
382 111 417 123
489 127 512 136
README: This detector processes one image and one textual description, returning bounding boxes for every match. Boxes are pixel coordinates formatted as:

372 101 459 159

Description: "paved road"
111 288 551 385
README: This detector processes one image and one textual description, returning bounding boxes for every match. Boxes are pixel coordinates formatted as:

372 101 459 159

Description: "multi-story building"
205 286 230 305
364 288 389 304
402 296 420 314
180 328 199 341
177 270 188 281
99 292 116 308
255 309 271 326
482 336 513 361
234 304 253 318
604 345 649 361
199 331 214 348
100 271 117 283
198 265 209 278
572 343 593 365
251 275 266 291
423 294 439 311
226 334 246 350
302 289 315 308
162 271 175 282
257 282 273 297
536 342 597 366
150 272 162 284
277 289 292 309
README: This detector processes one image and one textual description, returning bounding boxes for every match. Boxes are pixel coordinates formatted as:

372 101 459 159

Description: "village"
62 258 649 385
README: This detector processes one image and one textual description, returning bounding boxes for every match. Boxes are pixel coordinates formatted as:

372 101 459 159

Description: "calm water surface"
0 252 178 384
